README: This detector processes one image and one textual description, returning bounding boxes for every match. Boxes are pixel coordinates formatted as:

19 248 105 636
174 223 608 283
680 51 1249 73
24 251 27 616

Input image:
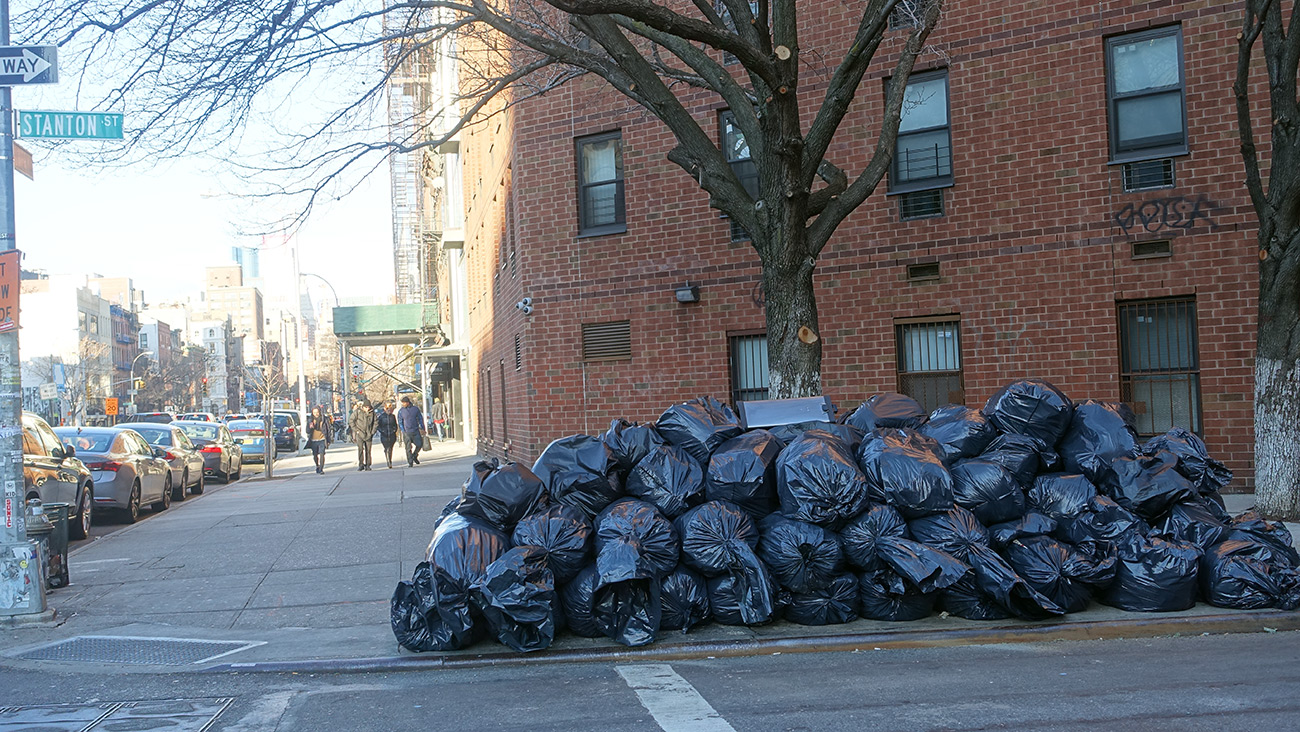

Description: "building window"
721 111 759 242
729 334 770 405
139 333 149 349
499 359 508 443
895 317 963 414
891 70 952 197
486 366 494 441
1106 26 1186 162
576 132 626 236
1118 297 1201 436
477 370 484 440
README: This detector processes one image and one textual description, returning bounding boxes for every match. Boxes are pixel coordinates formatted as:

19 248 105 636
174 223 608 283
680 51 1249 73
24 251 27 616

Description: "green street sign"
16 110 124 140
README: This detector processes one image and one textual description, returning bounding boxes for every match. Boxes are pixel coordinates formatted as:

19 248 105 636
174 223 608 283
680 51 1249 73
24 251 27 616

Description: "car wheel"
233 461 242 481
191 471 205 495
69 485 92 540
173 471 188 502
153 474 172 512
124 483 141 524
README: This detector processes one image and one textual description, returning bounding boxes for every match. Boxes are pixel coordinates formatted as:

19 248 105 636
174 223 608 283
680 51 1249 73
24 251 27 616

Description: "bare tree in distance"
24 339 113 425
20 0 943 398
1236 0 1300 519
245 358 292 476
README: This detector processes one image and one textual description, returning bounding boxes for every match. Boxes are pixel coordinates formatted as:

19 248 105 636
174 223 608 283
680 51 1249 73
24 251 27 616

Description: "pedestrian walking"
396 396 426 467
306 405 332 474
430 397 448 441
377 401 399 469
349 401 378 471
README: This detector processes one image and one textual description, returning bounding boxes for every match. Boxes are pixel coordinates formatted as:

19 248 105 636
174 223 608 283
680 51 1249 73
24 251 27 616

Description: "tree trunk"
763 262 821 399
1253 236 1300 519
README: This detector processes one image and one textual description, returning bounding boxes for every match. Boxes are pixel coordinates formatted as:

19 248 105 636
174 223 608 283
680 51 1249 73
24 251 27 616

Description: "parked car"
22 412 94 539
54 426 172 524
174 420 244 483
228 419 274 464
180 412 218 422
133 411 176 424
271 411 303 454
118 422 207 498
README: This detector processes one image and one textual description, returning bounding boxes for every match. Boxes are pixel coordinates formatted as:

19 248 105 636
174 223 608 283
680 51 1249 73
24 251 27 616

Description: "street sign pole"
0 0 50 623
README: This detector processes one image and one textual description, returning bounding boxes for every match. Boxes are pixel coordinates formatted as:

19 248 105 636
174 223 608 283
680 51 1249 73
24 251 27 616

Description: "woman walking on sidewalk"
377 401 399 469
350 401 378 471
306 405 332 474
397 396 426 467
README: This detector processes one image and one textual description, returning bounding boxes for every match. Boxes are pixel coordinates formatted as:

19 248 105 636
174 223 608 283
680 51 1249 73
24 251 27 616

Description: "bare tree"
246 358 292 475
21 0 943 398
145 347 208 413
1236 0 1300 519
25 339 113 425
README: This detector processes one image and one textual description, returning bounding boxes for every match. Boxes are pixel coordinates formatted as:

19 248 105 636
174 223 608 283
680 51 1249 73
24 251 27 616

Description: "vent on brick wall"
1122 158 1175 191
907 262 941 282
900 189 943 220
582 320 632 362
1131 240 1172 259
514 333 522 370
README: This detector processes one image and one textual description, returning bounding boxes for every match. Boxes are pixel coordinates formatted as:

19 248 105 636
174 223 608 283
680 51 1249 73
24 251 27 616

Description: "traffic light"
134 378 145 390
201 376 209 395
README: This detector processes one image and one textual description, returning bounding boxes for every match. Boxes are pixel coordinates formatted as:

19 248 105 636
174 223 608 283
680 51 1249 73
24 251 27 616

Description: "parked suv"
21 412 94 539
272 411 303 454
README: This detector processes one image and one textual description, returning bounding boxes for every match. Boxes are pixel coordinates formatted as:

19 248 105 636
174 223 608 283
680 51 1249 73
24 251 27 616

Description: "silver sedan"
118 422 208 498
55 426 172 524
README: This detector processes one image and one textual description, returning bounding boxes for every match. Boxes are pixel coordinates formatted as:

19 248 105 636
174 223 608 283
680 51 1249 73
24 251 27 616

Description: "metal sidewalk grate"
16 636 264 666
0 697 234 731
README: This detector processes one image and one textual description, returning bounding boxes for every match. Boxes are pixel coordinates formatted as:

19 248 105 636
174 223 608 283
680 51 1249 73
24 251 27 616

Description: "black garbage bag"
1054 494 1149 545
980 434 1058 488
532 434 623 520
857 569 936 621
954 543 1067 619
560 564 604 638
784 573 859 626
625 444 705 519
984 378 1075 446
1200 539 1300 610
950 459 1025 526
422 513 512 649
1143 427 1234 496
874 536 970 593
705 430 782 518
656 397 743 465
1100 451 1196 521
602 418 667 478
675 501 776 624
511 503 593 584
840 503 910 572
1227 511 1300 567
437 495 464 527
1156 500 1229 551
757 513 844 593
659 565 711 632
594 499 679 585
989 512 1058 549
1101 534 1202 612
1004 536 1116 613
474 546 558 653
1027 473 1097 522
391 562 442 652
1057 400 1139 484
920 405 998 466
776 430 871 529
857 429 953 519
594 577 662 647
707 566 781 625
846 392 928 432
459 459 548 532
909 506 990 562
769 422 866 453
940 575 1014 620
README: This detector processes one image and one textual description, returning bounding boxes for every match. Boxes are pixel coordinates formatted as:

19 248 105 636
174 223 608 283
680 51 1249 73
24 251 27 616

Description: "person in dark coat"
349 401 378 471
376 401 399 469
396 396 426 467
305 405 332 474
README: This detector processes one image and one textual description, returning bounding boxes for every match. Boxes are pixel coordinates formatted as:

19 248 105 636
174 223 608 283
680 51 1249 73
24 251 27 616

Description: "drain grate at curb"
16 636 265 666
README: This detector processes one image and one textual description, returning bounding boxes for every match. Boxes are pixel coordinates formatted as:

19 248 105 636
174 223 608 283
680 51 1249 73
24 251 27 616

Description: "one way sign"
0 46 57 86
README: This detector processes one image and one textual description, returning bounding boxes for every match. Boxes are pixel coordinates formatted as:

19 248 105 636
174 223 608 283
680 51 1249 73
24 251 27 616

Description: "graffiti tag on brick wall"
1114 195 1215 235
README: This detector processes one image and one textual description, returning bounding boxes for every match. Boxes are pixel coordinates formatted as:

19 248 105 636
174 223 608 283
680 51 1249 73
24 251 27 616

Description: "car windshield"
230 421 263 433
55 430 113 453
274 415 292 427
128 427 172 446
179 424 220 441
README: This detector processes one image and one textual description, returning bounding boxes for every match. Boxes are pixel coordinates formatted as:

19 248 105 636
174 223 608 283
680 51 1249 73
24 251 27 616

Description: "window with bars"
891 70 952 197
1106 26 1187 162
486 366 494 440
500 359 508 442
895 317 963 414
1118 297 1201 436
720 111 759 242
576 132 626 236
729 334 770 405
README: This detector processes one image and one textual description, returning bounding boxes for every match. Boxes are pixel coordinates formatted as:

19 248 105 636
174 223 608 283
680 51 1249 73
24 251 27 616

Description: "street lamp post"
128 350 153 417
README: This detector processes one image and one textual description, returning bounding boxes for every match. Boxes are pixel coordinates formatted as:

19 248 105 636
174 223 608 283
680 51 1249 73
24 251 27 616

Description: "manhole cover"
16 636 264 666
0 697 233 731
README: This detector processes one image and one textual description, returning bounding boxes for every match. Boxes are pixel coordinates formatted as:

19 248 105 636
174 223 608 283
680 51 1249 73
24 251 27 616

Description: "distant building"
232 246 260 281
205 265 243 290
204 265 265 340
109 304 141 413
19 274 114 424
191 318 233 414
87 276 145 312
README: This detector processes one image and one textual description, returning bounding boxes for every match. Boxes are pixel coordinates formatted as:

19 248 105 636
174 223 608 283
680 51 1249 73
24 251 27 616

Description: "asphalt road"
2 632 1298 731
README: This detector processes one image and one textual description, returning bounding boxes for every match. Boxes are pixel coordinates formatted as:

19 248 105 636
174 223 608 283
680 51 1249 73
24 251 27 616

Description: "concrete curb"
202 608 1300 674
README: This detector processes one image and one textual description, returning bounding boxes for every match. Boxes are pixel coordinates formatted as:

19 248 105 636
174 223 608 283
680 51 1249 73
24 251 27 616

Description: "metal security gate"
1118 297 1201 435
895 317 963 414
729 334 770 406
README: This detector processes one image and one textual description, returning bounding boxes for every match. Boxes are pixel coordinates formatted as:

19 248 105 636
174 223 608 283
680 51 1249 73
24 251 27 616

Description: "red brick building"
454 0 1259 488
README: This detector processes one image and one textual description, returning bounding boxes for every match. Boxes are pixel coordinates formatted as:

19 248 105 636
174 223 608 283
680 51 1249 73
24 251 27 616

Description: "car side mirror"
152 446 166 459
53 445 69 459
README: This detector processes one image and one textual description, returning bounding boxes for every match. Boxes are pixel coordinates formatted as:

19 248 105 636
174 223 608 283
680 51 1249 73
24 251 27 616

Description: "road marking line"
616 664 736 732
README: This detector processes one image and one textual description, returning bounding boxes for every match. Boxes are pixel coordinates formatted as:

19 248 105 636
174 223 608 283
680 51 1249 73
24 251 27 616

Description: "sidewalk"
1 448 1295 674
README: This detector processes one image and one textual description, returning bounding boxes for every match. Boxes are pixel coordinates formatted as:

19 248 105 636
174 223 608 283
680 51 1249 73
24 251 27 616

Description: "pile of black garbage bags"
392 380 1300 653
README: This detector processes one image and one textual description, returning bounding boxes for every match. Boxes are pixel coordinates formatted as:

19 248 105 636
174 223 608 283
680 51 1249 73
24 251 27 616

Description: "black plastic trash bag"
950 459 1025 526
422 513 512 649
776 430 871 529
1054 494 1148 546
511 503 593 584
784 573 859 626
857 429 953 519
980 434 1057 488
920 405 998 466
940 575 1014 620
1143 427 1234 495
705 430 782 518
840 503 910 572
1004 536 1116 613
956 543 1067 619
845 392 928 432
675 501 776 624
1027 473 1098 522
659 565 711 632
989 512 1058 549
560 564 604 638
594 577 662 647
707 566 781 625
602 419 666 478
857 569 936 621
984 378 1075 447
459 459 548 532
909 506 990 562
391 562 441 652
874 536 970 593
532 434 624 520
594 499 679 585
1101 534 1202 612
768 422 866 453
474 546 558 653
1200 539 1300 610
656 397 743 465
625 444 705 519
1156 500 1229 551
1227 511 1300 567
757 513 844 593
1057 400 1139 484
1100 451 1196 521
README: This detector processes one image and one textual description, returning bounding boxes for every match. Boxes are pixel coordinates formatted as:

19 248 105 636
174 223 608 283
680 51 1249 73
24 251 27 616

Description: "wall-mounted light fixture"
674 285 700 304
